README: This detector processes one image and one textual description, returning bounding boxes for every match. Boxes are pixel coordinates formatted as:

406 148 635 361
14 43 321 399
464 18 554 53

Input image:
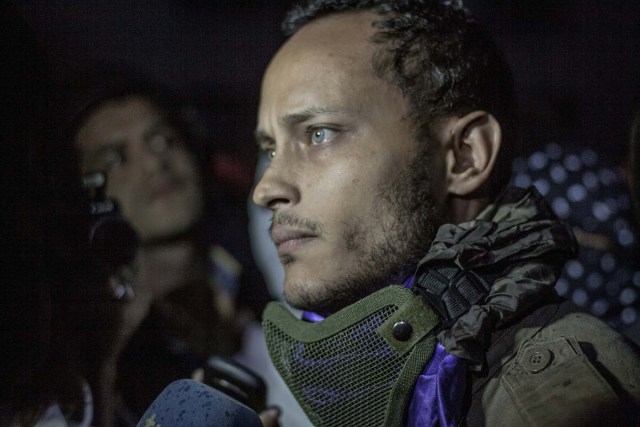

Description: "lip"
271 226 317 256
147 177 183 200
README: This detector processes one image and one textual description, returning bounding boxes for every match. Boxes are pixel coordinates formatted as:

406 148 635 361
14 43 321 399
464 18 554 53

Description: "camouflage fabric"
263 186 640 425
413 186 577 372
467 299 640 426
413 186 639 424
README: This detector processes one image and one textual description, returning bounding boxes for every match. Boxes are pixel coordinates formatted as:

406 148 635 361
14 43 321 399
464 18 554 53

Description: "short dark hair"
284 0 517 193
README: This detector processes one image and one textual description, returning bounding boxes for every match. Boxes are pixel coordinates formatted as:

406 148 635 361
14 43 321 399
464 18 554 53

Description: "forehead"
260 12 387 115
279 11 379 64
76 96 163 150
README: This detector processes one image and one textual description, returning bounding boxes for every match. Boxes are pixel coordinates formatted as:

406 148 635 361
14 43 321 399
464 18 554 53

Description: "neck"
446 195 492 224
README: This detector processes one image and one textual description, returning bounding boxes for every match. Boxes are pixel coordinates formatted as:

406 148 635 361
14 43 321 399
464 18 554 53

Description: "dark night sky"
10 0 640 166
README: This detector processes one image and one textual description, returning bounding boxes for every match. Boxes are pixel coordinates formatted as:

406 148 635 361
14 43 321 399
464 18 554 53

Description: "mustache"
269 212 324 236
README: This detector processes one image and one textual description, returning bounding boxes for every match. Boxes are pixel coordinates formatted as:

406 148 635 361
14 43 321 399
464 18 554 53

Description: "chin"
282 278 354 316
282 279 322 312
139 219 199 244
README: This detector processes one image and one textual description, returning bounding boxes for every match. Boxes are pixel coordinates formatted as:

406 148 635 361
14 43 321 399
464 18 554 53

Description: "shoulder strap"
411 264 494 322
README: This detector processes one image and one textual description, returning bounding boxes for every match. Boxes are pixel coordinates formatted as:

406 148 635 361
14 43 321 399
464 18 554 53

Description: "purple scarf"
406 343 467 426
402 276 467 426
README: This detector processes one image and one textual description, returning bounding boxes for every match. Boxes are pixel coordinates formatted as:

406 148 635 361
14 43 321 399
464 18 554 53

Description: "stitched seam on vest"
471 302 560 396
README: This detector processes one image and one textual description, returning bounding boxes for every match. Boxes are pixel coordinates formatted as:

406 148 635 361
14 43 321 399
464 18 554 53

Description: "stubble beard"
294 140 441 315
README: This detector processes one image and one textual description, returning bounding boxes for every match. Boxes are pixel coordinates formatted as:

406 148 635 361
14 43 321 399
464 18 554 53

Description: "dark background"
8 0 640 194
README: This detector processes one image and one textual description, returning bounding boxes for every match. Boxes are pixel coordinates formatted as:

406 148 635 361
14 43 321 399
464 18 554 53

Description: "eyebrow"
81 141 124 167
142 119 176 141
280 107 343 126
254 130 272 146
254 106 348 145
85 119 169 151
85 141 124 157
83 119 175 159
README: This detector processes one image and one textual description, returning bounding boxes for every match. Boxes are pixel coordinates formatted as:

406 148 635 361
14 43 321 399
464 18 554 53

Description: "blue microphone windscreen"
137 379 263 427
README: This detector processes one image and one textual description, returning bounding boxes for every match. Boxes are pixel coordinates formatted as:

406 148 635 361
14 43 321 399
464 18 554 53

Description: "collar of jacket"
413 186 577 373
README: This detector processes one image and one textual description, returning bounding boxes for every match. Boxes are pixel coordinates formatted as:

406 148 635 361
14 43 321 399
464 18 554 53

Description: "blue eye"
258 144 276 160
263 148 276 160
310 128 335 145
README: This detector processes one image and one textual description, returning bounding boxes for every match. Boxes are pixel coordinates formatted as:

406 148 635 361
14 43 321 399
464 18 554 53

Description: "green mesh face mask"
262 286 439 427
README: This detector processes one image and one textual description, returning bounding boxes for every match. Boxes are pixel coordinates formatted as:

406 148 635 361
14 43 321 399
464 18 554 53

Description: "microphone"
136 379 263 427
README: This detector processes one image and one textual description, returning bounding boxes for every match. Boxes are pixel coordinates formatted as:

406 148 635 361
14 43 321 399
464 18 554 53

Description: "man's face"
77 96 203 242
253 12 447 314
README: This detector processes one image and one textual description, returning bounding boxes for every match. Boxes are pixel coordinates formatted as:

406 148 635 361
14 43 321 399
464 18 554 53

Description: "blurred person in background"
70 85 269 425
630 101 640 225
511 142 640 343
625 100 640 342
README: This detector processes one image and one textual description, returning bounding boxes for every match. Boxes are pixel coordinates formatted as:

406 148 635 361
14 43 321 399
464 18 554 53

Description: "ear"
444 111 502 197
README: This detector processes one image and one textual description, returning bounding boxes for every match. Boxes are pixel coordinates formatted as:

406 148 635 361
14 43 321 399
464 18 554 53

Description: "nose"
139 136 170 174
252 154 300 210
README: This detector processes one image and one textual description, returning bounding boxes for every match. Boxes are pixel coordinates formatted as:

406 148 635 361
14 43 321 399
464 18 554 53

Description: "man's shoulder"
468 299 640 426
533 299 639 346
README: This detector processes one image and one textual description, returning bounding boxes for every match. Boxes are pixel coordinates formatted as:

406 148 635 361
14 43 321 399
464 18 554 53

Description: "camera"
82 171 138 298
204 356 267 413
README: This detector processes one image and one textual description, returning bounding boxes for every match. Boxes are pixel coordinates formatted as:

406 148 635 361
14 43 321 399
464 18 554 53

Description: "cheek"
310 154 389 211
105 172 137 213
105 174 125 200
302 141 406 217
310 170 376 232
174 151 199 176
343 156 398 195
309 165 361 203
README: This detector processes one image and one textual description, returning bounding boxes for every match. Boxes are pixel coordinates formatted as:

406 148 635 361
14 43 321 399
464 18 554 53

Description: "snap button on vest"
392 321 413 341
522 347 552 373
